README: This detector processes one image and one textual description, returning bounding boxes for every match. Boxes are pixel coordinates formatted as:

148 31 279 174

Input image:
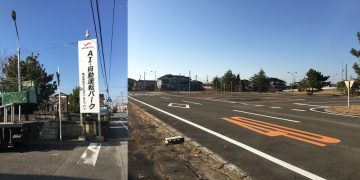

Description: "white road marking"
293 103 322 107
229 102 237 104
182 100 202 105
233 110 300 123
129 97 324 180
161 97 170 100
77 143 101 166
310 107 360 118
270 106 282 109
241 103 249 105
254 105 264 107
291 109 306 112
168 103 190 109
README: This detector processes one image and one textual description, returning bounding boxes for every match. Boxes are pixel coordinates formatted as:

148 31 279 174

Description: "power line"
108 0 116 90
95 0 109 95
89 0 107 93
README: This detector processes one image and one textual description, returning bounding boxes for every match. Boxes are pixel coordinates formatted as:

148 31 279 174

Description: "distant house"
203 83 214 91
268 78 287 92
157 74 190 91
137 80 157 91
190 80 204 91
128 78 137 91
157 74 204 91
48 93 69 113
240 80 253 91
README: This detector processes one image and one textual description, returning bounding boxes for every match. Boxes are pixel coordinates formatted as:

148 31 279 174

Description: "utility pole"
342 60 344 80
144 71 146 91
57 66 62 141
121 91 123 105
189 71 191 96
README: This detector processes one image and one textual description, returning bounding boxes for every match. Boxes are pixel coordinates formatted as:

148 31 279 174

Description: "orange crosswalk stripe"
222 116 340 147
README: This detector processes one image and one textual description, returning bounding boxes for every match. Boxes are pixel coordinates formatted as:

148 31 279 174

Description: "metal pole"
80 113 84 136
189 71 191 96
58 67 62 141
346 64 348 80
348 81 350 107
13 12 22 122
97 113 101 137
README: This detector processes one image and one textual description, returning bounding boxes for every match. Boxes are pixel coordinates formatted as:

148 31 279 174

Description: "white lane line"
161 97 170 100
182 100 202 105
233 110 300 123
241 103 249 105
77 143 101 166
254 105 264 107
229 102 237 104
310 107 360 118
291 109 306 112
270 106 282 109
129 97 324 180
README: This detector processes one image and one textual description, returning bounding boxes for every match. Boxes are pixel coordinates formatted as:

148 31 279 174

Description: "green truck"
0 81 42 149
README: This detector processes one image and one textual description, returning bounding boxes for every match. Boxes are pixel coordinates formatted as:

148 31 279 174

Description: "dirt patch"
128 102 251 180
327 105 360 116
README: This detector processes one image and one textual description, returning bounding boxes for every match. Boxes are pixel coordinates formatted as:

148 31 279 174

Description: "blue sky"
129 0 360 84
0 0 127 103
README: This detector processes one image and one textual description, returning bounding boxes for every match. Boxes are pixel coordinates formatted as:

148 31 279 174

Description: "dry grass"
327 105 360 115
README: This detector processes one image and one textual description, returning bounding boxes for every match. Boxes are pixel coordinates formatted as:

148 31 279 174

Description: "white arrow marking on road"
129 97 325 180
168 103 190 108
233 110 300 123
291 109 306 112
77 143 101 166
182 100 202 105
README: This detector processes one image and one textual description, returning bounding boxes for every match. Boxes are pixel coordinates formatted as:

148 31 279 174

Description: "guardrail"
0 104 15 123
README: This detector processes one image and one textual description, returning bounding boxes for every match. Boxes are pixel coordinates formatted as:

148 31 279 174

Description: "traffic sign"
344 80 355 89
107 97 112 103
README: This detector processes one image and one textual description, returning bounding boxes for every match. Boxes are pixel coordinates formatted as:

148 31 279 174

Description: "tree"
68 87 80 113
301 68 330 93
212 76 221 91
221 70 237 91
1 53 57 110
250 69 270 92
351 32 360 77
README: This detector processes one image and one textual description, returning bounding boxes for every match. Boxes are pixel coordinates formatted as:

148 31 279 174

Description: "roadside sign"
344 80 355 107
107 97 112 103
78 39 100 113
344 80 355 89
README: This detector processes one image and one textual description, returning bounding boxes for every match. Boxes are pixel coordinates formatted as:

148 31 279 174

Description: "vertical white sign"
78 39 100 113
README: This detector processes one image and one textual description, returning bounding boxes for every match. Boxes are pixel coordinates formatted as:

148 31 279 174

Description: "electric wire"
108 0 116 90
89 0 107 92
95 0 109 95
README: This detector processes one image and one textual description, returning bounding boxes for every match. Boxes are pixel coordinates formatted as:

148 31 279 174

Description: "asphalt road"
0 112 128 180
129 92 360 180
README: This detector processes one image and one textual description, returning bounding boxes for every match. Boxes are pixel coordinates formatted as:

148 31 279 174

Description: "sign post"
56 66 62 140
344 80 355 107
78 39 102 141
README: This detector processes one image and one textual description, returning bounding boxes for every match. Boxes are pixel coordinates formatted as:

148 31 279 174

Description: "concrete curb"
130 102 251 180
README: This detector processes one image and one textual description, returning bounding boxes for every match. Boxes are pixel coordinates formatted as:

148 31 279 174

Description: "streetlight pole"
151 70 157 90
287 72 297 92
11 10 21 121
